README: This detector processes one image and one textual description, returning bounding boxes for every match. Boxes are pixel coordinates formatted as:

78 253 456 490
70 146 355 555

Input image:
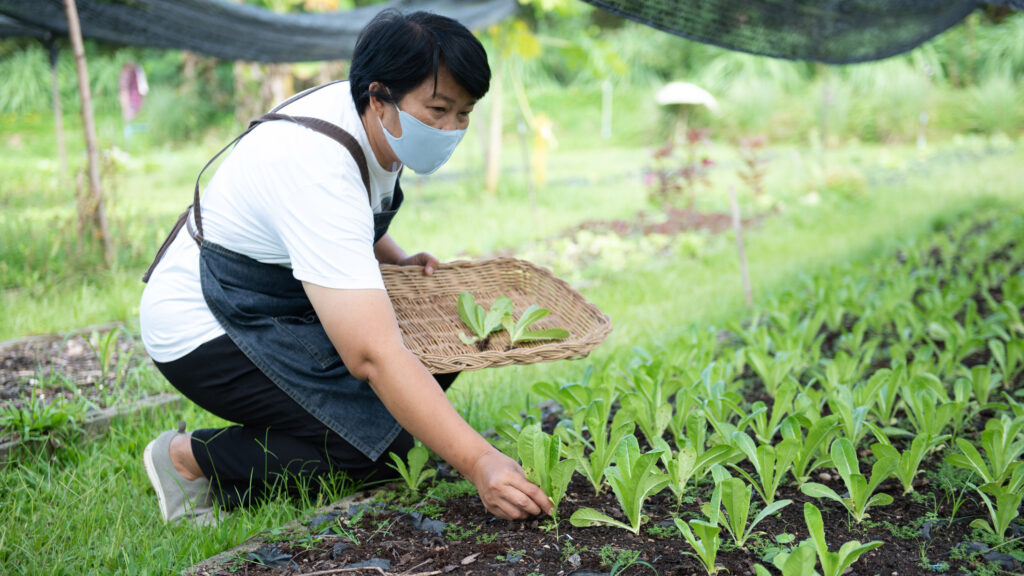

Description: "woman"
140 9 550 524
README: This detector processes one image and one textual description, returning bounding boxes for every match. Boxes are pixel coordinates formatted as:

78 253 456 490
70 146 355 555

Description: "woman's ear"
367 81 385 117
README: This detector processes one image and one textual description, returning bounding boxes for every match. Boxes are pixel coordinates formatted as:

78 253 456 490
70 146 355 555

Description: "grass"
0 401 358 576
2 96 1024 573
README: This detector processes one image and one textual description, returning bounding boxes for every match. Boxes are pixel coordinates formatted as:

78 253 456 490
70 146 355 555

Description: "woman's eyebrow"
432 92 477 107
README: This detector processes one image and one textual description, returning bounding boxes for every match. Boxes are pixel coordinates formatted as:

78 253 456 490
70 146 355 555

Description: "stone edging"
182 489 380 576
0 392 184 464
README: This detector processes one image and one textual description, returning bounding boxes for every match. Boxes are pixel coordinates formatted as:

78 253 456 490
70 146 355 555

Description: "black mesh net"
579 0 1023 63
0 0 516 62
1 0 1022 63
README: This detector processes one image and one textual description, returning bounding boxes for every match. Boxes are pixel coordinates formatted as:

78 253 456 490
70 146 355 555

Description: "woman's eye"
431 107 446 113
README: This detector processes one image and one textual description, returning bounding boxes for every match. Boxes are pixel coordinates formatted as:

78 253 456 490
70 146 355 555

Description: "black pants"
154 334 458 509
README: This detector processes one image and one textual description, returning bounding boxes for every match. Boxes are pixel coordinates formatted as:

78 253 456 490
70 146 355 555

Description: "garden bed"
189 443 1012 576
0 322 176 457
191 208 1024 576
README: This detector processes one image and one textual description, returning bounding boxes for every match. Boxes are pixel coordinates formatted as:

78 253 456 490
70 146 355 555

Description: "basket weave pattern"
382 258 612 374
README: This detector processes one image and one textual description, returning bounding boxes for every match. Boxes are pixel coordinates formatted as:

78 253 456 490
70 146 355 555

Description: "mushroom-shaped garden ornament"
655 81 718 142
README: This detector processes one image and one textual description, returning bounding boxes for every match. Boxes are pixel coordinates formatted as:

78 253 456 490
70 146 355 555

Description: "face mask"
379 97 466 175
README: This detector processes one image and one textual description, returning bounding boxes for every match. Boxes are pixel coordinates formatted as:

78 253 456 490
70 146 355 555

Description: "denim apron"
144 82 405 461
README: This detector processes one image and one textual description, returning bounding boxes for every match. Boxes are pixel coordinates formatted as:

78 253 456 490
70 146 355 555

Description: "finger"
423 254 438 275
501 494 539 519
515 479 553 515
500 483 545 518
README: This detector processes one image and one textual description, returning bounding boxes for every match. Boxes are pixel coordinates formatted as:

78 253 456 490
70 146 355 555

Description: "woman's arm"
374 234 440 273
373 234 407 265
304 282 551 520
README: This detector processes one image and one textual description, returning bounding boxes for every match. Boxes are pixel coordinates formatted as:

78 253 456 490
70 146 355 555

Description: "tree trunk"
63 0 113 267
46 37 68 181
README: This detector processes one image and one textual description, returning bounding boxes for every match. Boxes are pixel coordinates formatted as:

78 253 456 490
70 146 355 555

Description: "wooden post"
484 50 503 195
46 36 69 181
729 186 753 309
63 0 113 267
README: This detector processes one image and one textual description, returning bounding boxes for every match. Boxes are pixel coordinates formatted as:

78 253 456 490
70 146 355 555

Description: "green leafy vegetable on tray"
456 292 570 349
456 291 513 347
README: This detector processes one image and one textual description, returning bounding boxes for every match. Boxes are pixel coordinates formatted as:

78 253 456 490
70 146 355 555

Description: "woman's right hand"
468 449 552 520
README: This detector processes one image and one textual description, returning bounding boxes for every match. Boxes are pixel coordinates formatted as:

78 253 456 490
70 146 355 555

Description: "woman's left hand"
397 252 439 275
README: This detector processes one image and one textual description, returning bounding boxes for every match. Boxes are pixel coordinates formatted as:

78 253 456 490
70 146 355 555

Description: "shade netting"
576 0 1023 64
0 1 1021 64
0 0 516 62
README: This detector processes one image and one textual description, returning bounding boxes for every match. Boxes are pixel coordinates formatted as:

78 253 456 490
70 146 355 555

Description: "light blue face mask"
379 96 466 175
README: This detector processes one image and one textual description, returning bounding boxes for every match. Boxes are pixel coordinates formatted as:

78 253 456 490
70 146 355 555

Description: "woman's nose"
437 114 460 131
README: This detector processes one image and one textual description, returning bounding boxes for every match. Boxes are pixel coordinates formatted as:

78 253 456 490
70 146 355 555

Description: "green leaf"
483 297 513 334
457 291 485 338
518 304 550 327
800 482 844 505
749 499 793 535
773 544 817 576
569 507 635 532
514 328 570 342
831 438 858 480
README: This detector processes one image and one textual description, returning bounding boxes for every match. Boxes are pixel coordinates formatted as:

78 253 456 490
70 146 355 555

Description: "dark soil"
195 465 1018 576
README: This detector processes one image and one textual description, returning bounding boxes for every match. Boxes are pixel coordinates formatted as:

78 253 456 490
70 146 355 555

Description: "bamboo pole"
46 36 69 181
63 0 113 267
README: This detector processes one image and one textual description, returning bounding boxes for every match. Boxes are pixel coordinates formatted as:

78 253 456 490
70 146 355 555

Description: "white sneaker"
143 423 218 526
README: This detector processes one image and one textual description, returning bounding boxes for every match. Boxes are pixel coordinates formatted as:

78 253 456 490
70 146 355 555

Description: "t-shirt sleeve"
271 153 384 291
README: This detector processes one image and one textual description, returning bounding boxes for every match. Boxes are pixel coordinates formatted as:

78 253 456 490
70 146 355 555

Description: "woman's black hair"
350 10 490 115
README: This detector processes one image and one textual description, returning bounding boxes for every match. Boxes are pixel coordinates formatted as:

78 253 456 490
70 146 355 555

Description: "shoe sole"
143 437 171 523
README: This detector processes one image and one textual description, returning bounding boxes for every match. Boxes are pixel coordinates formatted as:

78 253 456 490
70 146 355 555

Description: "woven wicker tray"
381 258 612 374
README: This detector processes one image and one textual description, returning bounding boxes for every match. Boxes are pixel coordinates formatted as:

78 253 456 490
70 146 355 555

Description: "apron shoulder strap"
252 113 372 201
143 81 378 283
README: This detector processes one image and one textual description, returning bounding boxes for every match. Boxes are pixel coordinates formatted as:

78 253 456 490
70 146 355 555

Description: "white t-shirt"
140 81 398 363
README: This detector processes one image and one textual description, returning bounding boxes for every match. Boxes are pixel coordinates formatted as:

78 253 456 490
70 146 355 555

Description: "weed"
495 549 526 562
475 531 498 545
426 478 476 502
444 523 479 543
647 522 680 538
599 546 646 570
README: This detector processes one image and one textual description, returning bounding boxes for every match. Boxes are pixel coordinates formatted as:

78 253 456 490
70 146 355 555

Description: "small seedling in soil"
386 443 435 498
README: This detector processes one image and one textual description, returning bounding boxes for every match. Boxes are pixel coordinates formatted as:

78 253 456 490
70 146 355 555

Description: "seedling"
386 443 435 497
567 400 634 496
969 465 1024 542
803 502 883 576
754 543 817 576
457 292 513 348
800 439 898 523
709 477 792 549
781 414 839 486
945 414 1024 486
653 438 733 509
675 481 724 575
570 434 669 534
729 431 798 505
501 304 570 346
517 423 576 522
874 433 944 495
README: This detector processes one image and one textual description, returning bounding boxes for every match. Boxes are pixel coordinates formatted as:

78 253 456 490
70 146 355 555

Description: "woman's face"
372 65 477 137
